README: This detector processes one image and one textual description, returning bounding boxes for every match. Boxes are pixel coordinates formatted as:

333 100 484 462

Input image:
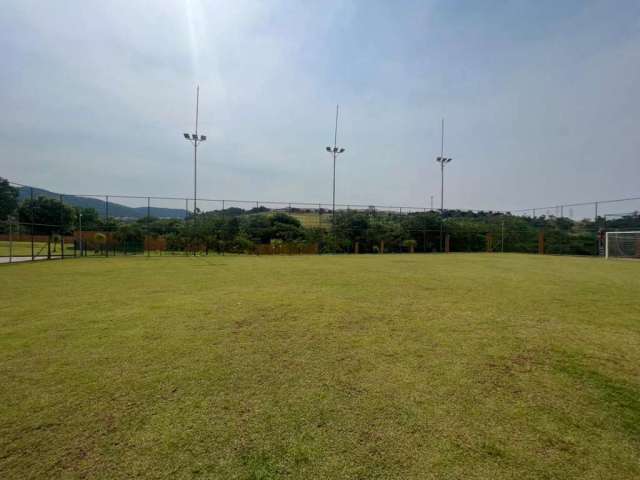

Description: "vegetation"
0 178 19 220
1 254 639 478
2 177 640 255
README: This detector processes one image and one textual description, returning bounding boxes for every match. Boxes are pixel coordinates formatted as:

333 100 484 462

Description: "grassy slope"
0 254 639 479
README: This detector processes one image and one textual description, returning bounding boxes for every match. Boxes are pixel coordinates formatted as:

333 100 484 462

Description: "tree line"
2 177 638 255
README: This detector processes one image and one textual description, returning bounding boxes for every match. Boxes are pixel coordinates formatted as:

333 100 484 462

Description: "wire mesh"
2 178 640 261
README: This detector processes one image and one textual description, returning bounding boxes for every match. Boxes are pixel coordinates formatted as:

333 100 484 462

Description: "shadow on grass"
554 352 640 442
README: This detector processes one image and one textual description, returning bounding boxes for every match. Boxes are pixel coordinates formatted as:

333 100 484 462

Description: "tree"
403 239 417 253
0 177 19 221
333 211 369 252
270 238 284 253
234 234 255 253
240 214 272 244
18 196 75 234
114 223 144 253
269 213 305 242
76 207 101 231
94 232 107 254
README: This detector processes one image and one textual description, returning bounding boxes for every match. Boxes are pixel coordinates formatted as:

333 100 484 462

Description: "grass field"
0 240 76 257
1 254 639 479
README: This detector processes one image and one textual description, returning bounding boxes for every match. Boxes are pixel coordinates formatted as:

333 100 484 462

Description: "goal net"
605 231 640 259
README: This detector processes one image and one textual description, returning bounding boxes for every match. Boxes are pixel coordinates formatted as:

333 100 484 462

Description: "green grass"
0 240 76 257
1 254 639 479
289 211 330 228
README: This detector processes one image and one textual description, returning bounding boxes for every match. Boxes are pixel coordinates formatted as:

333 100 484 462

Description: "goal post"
605 231 640 259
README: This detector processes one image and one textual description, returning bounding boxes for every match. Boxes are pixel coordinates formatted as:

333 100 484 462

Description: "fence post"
105 195 109 258
60 194 65 260
594 201 599 256
147 197 151 257
8 218 13 263
30 187 34 261
423 208 427 253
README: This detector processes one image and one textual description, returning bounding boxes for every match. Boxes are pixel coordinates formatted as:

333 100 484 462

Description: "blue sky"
1 0 639 214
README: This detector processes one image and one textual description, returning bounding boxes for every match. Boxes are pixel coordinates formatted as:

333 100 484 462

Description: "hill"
18 186 188 219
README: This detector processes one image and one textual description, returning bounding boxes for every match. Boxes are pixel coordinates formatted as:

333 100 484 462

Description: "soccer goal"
605 231 640 259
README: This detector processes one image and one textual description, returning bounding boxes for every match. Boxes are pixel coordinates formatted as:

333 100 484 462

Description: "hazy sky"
1 0 639 213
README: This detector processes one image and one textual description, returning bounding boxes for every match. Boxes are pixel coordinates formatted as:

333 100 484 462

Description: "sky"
1 0 639 214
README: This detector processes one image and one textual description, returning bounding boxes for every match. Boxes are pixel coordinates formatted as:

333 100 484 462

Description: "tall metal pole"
440 118 444 214
194 85 199 218
325 104 345 240
439 118 445 251
332 104 339 226
79 212 82 257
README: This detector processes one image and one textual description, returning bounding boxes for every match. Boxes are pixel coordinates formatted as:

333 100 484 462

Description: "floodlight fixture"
183 133 190 139
326 146 332 152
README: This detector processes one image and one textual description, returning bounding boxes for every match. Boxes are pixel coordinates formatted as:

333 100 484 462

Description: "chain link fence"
2 179 640 262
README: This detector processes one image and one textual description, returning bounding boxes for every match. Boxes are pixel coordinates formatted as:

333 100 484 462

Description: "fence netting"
2 180 640 261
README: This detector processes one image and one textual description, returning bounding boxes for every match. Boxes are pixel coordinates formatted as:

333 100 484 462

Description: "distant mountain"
18 186 188 219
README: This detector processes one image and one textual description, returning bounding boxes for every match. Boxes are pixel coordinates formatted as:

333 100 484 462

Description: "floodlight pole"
326 104 345 229
435 118 453 251
440 118 445 214
183 85 206 219
332 106 338 223
194 86 199 217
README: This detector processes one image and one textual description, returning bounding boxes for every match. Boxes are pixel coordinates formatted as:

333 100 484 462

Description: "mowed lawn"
1 254 639 479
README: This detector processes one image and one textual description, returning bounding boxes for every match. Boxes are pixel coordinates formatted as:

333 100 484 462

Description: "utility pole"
183 85 207 219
